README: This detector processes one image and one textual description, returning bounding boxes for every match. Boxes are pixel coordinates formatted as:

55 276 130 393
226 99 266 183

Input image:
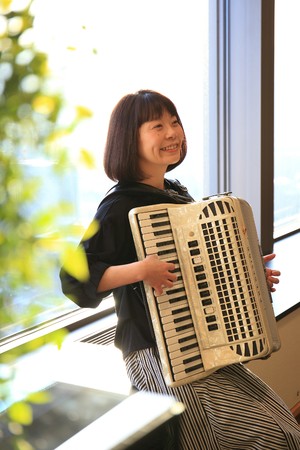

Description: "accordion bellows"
129 194 281 387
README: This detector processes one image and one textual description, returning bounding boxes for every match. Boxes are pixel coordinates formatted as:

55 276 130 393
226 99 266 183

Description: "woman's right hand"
141 255 177 296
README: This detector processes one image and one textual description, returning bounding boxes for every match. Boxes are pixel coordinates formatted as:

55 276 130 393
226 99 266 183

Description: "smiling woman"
137 111 185 189
59 89 300 450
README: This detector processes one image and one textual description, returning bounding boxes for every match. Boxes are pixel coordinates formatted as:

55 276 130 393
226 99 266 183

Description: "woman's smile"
160 143 180 152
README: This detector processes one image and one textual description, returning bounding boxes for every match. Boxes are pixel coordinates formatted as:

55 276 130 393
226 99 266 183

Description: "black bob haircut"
103 90 187 182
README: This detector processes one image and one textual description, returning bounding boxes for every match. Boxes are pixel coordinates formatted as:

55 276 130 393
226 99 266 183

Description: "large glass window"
6 0 296 343
1 0 211 340
274 0 300 238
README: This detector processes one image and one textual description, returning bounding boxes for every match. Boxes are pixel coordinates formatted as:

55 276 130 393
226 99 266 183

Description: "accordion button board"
129 194 281 387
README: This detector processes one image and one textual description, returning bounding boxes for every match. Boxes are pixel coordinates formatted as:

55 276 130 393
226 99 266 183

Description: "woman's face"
137 110 184 178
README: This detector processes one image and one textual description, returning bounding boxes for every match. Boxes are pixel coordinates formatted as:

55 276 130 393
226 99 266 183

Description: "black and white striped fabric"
125 348 300 449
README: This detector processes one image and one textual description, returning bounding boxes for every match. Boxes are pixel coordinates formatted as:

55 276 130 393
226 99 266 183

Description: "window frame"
215 0 274 255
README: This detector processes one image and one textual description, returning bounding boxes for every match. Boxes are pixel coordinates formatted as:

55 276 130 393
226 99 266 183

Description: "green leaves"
27 390 52 405
5 389 53 450
79 147 96 169
8 401 33 426
60 242 89 282
0 2 97 446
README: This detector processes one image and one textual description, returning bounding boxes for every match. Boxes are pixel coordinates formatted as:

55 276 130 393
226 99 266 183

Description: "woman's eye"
172 119 179 126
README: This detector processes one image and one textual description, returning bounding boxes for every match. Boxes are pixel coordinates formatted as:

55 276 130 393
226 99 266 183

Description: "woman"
60 90 300 449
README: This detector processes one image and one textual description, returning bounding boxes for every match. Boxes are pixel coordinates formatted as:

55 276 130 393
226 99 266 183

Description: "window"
219 0 273 248
3 0 295 346
223 0 299 317
1 0 212 342
274 0 300 239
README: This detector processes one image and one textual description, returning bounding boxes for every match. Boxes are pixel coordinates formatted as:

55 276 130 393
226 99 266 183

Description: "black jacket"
60 179 194 358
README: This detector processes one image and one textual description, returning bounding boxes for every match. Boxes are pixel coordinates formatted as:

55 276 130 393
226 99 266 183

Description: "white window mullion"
222 0 271 248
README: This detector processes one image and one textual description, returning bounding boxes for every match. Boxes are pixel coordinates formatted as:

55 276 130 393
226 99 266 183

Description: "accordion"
129 193 281 387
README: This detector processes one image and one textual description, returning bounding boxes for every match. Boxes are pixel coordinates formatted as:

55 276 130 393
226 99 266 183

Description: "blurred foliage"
0 0 91 328
0 0 95 447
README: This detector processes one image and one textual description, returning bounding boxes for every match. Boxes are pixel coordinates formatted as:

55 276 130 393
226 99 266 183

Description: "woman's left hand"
263 253 281 292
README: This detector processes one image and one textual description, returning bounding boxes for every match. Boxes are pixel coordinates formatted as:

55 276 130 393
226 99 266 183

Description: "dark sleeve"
60 196 136 308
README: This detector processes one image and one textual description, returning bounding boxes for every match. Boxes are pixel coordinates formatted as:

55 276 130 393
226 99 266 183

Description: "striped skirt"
125 347 300 450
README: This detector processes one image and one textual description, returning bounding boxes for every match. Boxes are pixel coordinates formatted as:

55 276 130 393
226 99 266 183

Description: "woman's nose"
166 125 176 139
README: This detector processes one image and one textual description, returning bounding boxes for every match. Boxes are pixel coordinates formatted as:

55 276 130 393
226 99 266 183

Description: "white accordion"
129 194 281 387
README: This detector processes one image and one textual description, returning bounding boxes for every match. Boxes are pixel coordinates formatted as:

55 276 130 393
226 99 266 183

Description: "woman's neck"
139 176 165 190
